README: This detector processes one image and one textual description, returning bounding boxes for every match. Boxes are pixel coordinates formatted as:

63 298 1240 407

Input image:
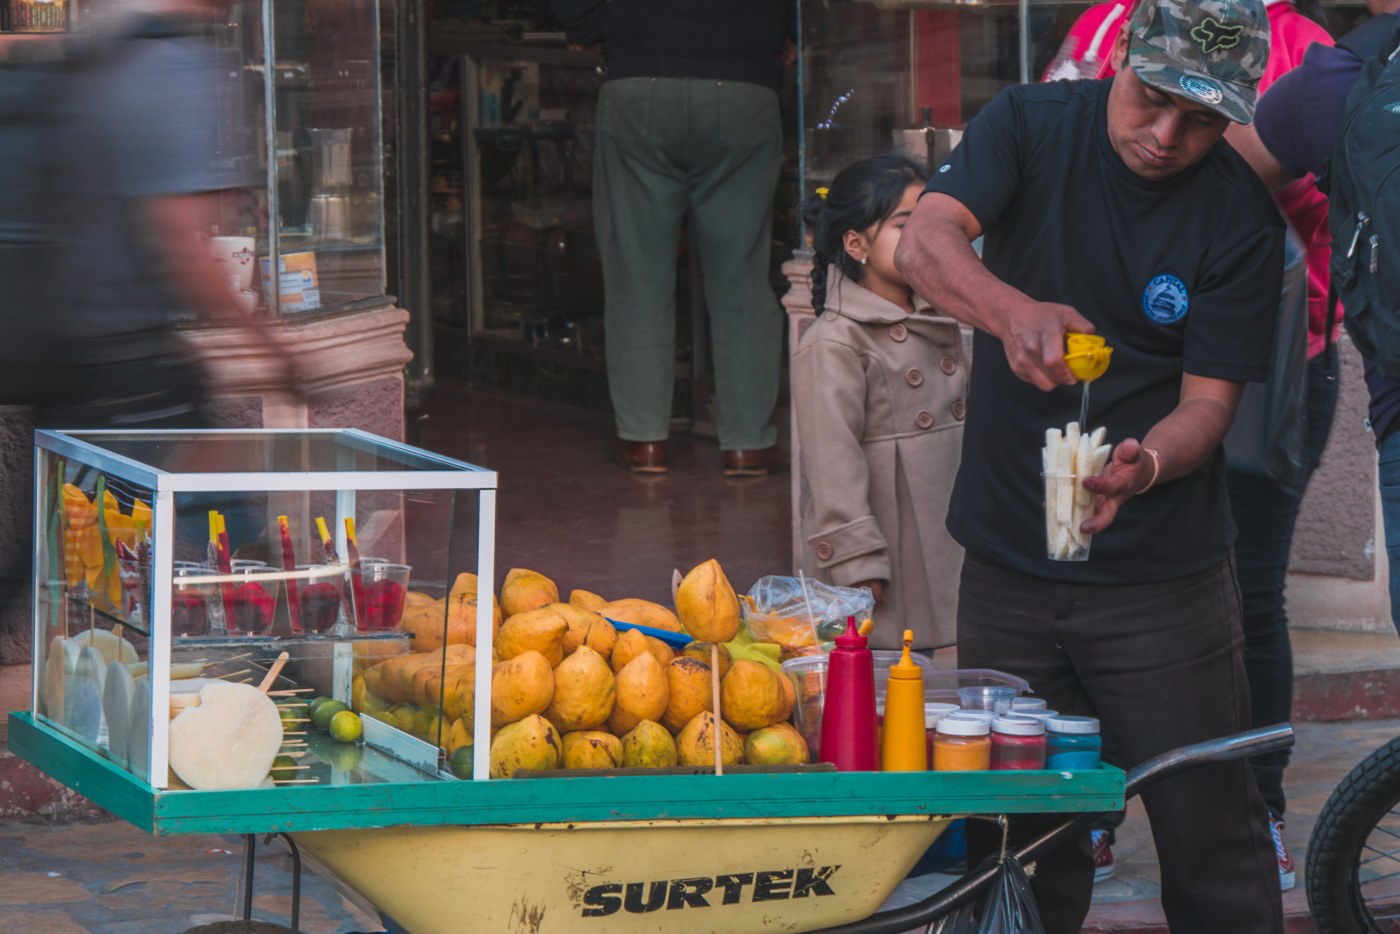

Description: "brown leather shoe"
620 441 668 473
723 446 790 477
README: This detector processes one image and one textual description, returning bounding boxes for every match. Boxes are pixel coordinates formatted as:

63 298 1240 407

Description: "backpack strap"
1336 12 1400 74
1325 283 1339 352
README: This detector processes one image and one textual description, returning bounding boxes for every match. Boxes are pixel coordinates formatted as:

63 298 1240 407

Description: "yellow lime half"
1064 332 1113 382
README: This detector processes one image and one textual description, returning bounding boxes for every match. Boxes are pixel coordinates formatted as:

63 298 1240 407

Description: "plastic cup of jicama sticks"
1042 471 1093 561
1042 421 1113 563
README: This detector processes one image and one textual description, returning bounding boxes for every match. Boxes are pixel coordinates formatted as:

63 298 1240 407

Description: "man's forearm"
895 207 1027 339
1139 393 1240 487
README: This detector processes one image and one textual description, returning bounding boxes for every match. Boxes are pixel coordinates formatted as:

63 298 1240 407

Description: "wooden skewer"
272 779 320 785
257 651 290 693
232 677 253 684
215 652 255 666
214 669 253 680
272 764 313 771
281 731 307 736
712 644 724 777
265 688 315 696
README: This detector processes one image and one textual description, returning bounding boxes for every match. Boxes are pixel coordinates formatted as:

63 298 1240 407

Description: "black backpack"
1318 12 1400 380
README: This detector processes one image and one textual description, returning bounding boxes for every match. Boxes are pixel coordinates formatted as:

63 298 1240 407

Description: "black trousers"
958 555 1283 934
1225 346 1340 817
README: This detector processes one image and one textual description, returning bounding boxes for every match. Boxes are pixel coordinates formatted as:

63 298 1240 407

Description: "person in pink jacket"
792 154 967 650
1043 0 1339 893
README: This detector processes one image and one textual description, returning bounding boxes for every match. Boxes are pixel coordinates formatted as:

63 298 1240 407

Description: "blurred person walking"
0 0 296 645
553 0 793 476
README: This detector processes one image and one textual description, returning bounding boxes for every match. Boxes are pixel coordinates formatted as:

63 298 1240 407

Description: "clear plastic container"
1044 470 1092 562
958 685 1017 714
782 656 829 760
797 656 1028 755
1046 715 1102 770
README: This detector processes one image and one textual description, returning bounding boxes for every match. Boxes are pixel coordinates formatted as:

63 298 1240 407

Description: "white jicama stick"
1055 434 1075 525
1091 444 1113 475
1043 445 1057 557
1089 426 1107 449
1074 434 1094 507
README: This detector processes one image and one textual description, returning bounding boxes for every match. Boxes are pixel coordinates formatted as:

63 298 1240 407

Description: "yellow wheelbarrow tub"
293 813 952 934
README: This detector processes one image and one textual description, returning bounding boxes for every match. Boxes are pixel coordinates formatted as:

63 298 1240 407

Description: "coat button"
889 323 908 342
915 410 934 429
906 368 924 387
940 356 957 375
815 541 833 561
952 400 966 420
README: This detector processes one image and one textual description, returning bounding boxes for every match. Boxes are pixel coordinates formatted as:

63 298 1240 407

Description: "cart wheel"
1307 734 1400 934
182 923 298 934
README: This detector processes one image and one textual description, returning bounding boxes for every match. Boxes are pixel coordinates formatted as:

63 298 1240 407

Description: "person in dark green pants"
555 0 793 476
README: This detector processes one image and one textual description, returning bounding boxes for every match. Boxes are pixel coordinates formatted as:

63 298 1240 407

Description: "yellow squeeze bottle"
880 630 928 771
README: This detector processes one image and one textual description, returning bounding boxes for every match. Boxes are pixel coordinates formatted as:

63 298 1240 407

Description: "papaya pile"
353 560 811 777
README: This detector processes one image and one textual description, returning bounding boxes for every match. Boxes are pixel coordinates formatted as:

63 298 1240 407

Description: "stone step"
1293 627 1400 721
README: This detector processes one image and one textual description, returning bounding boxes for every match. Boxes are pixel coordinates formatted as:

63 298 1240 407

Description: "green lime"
329 709 363 743
326 741 363 772
370 710 397 726
447 745 474 780
311 700 350 731
269 755 299 782
308 695 333 714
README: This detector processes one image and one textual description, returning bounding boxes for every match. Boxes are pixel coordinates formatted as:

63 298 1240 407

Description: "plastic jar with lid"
1045 716 1101 770
924 703 959 769
932 716 991 771
1010 696 1047 711
991 715 1047 770
1006 709 1058 723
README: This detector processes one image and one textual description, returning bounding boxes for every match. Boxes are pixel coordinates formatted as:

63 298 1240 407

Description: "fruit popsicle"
277 516 301 633
315 516 339 565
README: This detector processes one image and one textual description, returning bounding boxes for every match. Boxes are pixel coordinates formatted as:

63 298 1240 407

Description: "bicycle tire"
1307 734 1400 934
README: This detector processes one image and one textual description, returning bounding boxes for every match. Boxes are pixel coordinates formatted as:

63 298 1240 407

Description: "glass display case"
211 0 391 316
28 428 496 791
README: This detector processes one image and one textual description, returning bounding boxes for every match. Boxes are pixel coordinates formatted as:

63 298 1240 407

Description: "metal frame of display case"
27 428 498 787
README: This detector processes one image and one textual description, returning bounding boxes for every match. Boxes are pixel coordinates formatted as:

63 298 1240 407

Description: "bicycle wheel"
1307 735 1400 934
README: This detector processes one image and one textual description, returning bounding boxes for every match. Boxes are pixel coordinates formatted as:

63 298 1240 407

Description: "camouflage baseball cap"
1126 0 1270 124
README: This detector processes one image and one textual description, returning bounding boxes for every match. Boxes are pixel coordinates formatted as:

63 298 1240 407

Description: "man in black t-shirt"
895 0 1285 929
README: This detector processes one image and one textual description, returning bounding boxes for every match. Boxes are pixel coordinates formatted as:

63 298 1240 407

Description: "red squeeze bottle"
819 616 879 771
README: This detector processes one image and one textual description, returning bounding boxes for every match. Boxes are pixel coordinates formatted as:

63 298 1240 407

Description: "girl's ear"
842 229 867 265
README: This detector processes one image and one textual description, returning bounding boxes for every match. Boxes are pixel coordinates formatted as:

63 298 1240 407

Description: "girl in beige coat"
793 155 967 649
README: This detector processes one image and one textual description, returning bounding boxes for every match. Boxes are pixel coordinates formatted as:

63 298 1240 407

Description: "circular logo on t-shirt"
1142 274 1190 323
1178 75 1224 106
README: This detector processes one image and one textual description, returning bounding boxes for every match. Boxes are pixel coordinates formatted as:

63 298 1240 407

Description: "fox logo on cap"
1190 17 1245 54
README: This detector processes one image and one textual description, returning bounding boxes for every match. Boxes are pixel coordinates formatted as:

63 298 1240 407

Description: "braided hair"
799 153 930 315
